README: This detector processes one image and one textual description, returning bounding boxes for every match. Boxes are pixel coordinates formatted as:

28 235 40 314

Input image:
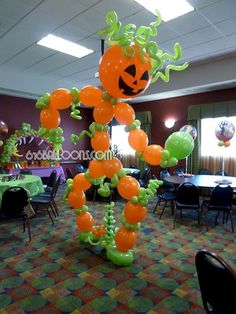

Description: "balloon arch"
34 11 193 266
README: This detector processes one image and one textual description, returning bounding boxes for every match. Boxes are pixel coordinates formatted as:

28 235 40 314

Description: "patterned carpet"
0 185 236 314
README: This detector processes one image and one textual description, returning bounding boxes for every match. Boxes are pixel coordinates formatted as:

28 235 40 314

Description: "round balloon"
99 45 151 99
215 120 235 142
0 120 8 140
179 124 197 140
165 131 194 160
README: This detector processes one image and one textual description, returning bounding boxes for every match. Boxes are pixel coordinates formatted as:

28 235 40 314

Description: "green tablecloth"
0 175 44 205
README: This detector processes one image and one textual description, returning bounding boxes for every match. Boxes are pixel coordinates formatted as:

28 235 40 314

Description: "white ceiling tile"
93 0 141 19
167 11 210 35
70 9 106 34
24 52 77 74
39 0 87 20
215 17 236 35
2 45 53 70
199 0 236 24
187 0 220 9
179 26 222 49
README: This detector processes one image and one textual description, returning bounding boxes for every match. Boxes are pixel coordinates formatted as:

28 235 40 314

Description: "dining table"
0 174 44 206
164 174 236 189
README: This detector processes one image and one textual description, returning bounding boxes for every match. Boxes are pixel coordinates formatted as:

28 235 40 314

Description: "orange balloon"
124 201 147 224
143 145 163 165
50 88 73 110
99 45 151 99
89 159 104 178
40 108 61 129
114 102 135 125
79 86 103 107
91 131 110 152
128 129 148 152
115 227 137 252
224 141 230 147
117 176 140 200
102 158 122 178
68 190 86 208
76 212 94 232
92 225 106 238
73 173 91 191
93 99 114 124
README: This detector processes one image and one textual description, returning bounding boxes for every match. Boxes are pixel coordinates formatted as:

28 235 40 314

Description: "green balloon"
161 149 170 160
106 244 134 266
0 140 3 146
165 131 194 160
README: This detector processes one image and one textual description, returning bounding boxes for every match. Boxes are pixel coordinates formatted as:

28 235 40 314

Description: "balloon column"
35 11 192 266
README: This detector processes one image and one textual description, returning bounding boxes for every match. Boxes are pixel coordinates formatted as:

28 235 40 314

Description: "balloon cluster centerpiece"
215 120 235 147
215 120 235 178
35 11 192 266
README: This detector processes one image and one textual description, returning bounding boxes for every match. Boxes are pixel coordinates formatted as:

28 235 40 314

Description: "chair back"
131 170 140 180
0 187 29 218
198 168 211 175
195 250 236 314
210 185 233 207
159 169 174 191
47 170 57 188
52 174 62 198
215 170 228 176
19 169 32 175
176 182 199 205
174 167 184 175
0 168 9 174
66 168 73 179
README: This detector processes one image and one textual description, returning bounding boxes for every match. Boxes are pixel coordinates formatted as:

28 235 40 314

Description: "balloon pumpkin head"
99 45 151 99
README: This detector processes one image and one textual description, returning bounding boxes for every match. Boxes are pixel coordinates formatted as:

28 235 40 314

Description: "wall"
0 94 93 171
132 87 236 175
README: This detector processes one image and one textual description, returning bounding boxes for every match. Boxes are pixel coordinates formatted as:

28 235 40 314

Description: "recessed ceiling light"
37 34 94 58
134 0 194 22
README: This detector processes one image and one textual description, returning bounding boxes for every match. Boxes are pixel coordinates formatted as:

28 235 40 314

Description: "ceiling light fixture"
134 0 194 22
37 34 94 58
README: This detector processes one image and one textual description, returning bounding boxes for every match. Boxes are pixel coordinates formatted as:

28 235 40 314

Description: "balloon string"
70 103 82 120
70 130 92 144
151 63 189 83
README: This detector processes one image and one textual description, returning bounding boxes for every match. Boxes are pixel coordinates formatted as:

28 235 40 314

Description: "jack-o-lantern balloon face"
99 45 151 99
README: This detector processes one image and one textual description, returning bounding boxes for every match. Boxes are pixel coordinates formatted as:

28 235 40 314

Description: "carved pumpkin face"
99 45 151 99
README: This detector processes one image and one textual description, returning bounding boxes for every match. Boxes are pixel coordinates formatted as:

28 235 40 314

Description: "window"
111 125 135 156
201 116 236 157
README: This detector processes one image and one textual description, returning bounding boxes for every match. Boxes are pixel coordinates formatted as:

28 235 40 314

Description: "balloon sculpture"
35 11 193 266
215 120 235 147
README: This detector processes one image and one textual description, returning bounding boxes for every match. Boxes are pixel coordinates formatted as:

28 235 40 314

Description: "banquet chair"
198 168 211 175
195 250 236 314
30 174 62 222
201 184 234 232
66 168 74 179
131 170 141 181
153 170 176 219
215 170 228 176
174 182 200 228
174 167 185 175
139 167 151 188
0 187 32 241
44 170 57 191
